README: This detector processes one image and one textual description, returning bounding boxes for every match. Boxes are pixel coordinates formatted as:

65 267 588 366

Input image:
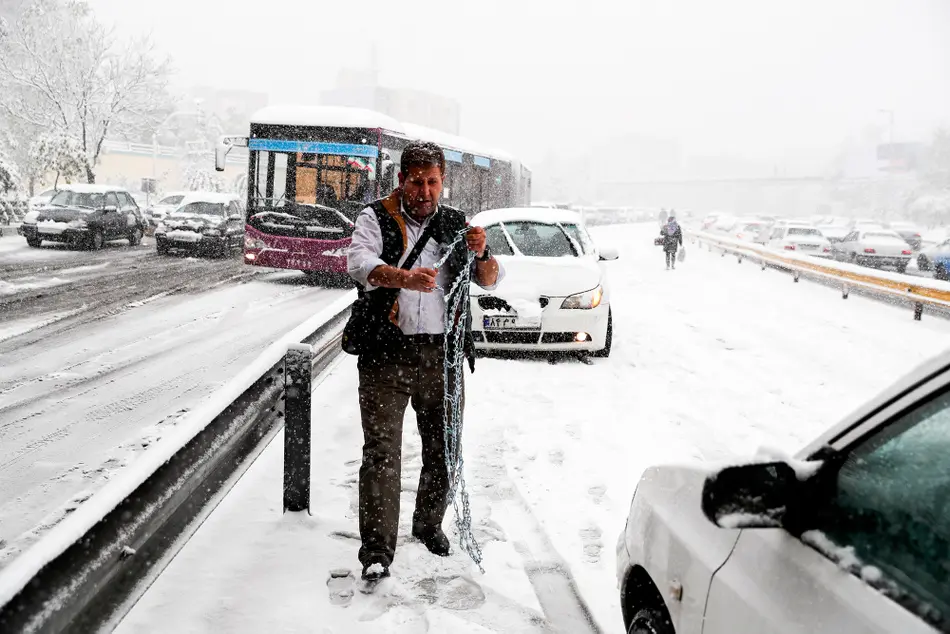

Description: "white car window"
811 390 950 620
483 224 515 256
787 227 821 236
501 221 579 257
560 223 593 255
179 202 226 218
160 195 185 205
864 232 901 240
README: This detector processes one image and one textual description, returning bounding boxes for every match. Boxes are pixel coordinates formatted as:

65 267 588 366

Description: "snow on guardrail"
691 230 950 316
0 290 356 609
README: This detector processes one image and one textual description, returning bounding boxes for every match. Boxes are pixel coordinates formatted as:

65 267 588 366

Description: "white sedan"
616 351 950 634
833 229 913 272
766 224 833 258
469 208 617 357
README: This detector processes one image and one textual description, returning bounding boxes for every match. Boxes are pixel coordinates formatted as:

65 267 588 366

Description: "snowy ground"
0 236 349 564
116 223 950 633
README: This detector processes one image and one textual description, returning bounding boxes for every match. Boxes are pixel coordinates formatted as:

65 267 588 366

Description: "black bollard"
914 302 924 321
283 343 313 513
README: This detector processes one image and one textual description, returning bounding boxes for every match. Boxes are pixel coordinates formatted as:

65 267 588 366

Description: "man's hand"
466 226 487 258
404 267 438 292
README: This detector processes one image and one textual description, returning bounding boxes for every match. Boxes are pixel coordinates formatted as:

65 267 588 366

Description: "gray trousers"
356 340 462 568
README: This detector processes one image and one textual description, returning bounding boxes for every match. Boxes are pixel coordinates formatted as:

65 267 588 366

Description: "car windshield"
498 221 579 257
743 223 763 231
49 191 104 209
177 202 226 217
865 232 901 239
787 227 821 236
160 195 184 205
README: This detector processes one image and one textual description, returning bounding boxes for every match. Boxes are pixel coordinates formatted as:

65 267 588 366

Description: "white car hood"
481 255 602 298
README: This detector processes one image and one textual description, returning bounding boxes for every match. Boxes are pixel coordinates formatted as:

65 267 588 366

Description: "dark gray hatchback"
21 188 148 250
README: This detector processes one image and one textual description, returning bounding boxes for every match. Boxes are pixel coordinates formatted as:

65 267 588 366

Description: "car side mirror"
598 245 620 261
701 461 799 529
103 205 118 213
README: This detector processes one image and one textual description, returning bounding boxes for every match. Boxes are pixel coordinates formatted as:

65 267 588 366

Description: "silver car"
616 351 950 634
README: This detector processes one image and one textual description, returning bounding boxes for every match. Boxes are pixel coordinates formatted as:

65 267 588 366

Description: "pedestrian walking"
344 141 504 585
661 212 683 269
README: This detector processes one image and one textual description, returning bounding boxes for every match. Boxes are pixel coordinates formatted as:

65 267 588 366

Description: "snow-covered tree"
0 0 173 183
28 133 86 188
923 129 950 192
0 145 20 195
182 161 224 193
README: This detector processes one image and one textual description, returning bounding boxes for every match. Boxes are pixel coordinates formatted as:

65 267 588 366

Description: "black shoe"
412 524 451 557
361 561 391 582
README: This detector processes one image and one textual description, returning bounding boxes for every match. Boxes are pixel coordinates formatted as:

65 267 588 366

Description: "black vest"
344 201 475 369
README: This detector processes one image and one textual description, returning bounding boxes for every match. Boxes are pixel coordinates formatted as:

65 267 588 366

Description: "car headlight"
561 285 604 310
245 235 266 249
203 228 222 237
155 223 167 234
68 219 87 229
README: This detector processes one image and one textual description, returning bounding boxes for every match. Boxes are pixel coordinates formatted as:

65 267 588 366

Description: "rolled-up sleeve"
473 258 505 292
347 208 386 291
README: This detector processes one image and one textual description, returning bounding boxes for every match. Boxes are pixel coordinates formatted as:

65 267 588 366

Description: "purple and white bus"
216 105 532 285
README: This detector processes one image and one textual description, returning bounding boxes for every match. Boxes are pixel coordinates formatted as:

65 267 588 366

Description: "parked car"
734 220 769 244
616 350 950 634
885 221 924 251
145 191 189 227
833 229 913 272
820 224 852 244
154 192 246 257
27 188 58 212
19 185 147 249
917 239 950 279
468 208 617 358
766 224 833 258
701 214 720 231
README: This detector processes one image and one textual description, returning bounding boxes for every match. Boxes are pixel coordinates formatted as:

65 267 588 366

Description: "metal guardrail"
692 231 950 320
0 303 351 633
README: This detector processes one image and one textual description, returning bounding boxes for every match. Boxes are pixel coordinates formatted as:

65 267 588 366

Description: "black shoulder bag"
341 210 441 356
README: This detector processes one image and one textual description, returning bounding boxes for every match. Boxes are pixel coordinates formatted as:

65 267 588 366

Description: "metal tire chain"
436 229 484 571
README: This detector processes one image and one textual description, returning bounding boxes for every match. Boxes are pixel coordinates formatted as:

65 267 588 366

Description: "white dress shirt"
347 204 504 335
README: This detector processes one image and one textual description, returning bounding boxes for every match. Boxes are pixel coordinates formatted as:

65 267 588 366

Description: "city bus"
215 105 532 284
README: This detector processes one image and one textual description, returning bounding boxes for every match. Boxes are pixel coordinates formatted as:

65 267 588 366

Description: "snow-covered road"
115 223 950 633
0 236 348 563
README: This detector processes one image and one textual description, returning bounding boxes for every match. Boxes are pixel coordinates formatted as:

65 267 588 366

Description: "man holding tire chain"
346 141 504 584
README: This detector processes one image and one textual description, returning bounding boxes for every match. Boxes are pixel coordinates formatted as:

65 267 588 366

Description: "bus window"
250 149 375 212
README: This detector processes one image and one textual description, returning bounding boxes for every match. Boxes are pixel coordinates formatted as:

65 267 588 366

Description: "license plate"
168 230 202 243
286 259 313 269
483 316 538 330
38 223 65 234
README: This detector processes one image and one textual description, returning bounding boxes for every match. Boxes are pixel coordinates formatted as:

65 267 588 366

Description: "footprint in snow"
326 569 355 606
580 525 604 564
549 449 564 466
414 576 486 611
588 484 607 505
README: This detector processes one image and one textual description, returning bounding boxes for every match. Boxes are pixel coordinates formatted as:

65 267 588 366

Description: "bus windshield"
250 149 377 220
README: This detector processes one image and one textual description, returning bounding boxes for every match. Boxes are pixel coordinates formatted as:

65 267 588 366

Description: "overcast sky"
86 0 950 169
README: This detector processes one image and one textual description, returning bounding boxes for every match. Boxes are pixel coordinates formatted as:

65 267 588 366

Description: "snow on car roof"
55 184 129 194
472 207 583 227
250 105 405 133
178 192 240 205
